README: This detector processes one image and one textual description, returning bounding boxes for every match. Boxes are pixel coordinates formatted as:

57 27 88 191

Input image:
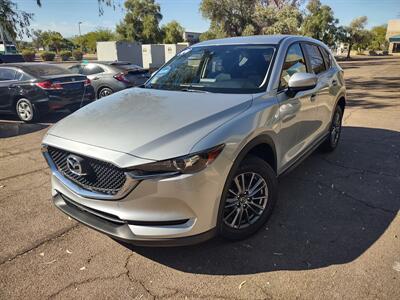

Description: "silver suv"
42 35 345 246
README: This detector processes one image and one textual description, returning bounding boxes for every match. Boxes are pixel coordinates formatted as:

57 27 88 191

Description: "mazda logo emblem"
66 154 88 176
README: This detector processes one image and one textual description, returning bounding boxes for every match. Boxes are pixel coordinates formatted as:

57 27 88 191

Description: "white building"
96 41 143 66
386 19 400 54
142 44 166 69
164 43 189 63
183 31 201 45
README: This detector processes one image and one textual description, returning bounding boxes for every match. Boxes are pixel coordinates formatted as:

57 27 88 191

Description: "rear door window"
319 47 332 69
0 68 17 81
82 65 104 75
303 44 326 74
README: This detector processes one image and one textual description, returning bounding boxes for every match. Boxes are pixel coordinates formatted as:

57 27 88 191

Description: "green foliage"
0 0 33 39
60 50 72 61
199 0 302 40
199 21 227 41
338 16 370 58
369 25 388 51
116 0 163 43
40 51 56 61
72 49 83 61
200 0 258 37
255 4 302 35
72 29 117 53
21 49 36 62
301 0 339 46
32 30 75 53
161 21 184 44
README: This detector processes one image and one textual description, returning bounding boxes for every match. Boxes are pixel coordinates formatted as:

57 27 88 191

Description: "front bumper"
45 145 233 246
53 193 216 246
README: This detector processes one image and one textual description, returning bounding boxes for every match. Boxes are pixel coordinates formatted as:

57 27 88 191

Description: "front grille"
47 147 126 195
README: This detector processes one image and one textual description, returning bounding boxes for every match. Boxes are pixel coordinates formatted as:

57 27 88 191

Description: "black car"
68 61 150 98
0 63 95 122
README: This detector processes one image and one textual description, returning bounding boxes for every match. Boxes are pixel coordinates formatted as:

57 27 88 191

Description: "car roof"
0 62 60 69
193 35 323 47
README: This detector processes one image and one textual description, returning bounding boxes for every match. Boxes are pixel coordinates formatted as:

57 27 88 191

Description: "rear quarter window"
0 68 17 81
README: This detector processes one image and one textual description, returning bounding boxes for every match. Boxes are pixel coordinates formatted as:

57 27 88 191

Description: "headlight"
128 144 225 179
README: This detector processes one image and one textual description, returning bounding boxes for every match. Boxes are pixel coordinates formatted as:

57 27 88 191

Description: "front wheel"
16 98 39 122
218 156 278 240
321 105 343 152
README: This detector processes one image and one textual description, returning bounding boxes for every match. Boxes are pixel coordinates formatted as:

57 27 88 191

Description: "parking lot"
0 56 399 299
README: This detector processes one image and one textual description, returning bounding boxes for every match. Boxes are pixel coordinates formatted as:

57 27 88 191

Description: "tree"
301 0 339 47
339 16 369 58
161 21 184 44
200 0 257 37
199 0 302 39
254 4 302 35
72 29 117 53
116 0 163 43
0 0 33 40
369 25 388 51
199 21 227 41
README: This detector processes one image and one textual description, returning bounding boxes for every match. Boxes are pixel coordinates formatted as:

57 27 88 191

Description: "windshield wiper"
180 88 209 93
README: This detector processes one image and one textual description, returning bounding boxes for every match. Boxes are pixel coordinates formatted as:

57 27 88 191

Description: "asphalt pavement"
0 56 399 299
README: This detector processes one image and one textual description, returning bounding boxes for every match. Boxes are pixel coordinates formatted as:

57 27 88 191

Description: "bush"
72 50 83 61
21 49 36 62
40 51 56 61
60 50 72 61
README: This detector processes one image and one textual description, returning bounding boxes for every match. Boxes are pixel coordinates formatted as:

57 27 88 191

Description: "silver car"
42 35 346 246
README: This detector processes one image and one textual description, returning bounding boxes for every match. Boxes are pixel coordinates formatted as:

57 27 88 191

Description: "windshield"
145 44 275 94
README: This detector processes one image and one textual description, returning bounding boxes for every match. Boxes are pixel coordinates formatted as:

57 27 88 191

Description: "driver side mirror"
286 72 317 97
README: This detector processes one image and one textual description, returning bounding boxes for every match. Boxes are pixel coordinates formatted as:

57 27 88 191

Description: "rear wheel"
98 87 113 99
16 98 39 122
218 156 278 240
321 105 343 152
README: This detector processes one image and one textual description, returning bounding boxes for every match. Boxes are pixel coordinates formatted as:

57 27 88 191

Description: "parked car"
42 35 346 246
0 42 25 63
0 63 95 122
68 61 150 99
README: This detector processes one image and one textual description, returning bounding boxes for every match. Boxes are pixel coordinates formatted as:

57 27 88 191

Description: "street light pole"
78 21 83 51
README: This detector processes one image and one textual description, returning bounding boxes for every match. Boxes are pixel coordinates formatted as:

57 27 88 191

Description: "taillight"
35 81 63 90
114 72 130 83
84 78 91 86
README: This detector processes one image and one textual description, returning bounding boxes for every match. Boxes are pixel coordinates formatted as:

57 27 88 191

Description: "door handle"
310 94 317 102
92 77 100 80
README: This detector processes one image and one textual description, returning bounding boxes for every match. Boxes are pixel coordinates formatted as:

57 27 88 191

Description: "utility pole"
78 21 83 51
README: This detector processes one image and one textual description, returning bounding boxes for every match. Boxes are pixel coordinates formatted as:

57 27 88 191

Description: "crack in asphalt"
47 272 129 299
0 167 48 182
0 147 41 159
0 224 80 265
289 176 397 215
317 156 399 178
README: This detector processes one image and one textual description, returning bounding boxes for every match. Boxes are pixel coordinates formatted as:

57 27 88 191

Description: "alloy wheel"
17 100 33 121
330 109 342 146
99 88 113 98
223 172 269 230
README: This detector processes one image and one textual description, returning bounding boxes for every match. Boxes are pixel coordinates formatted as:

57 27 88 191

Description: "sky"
14 0 400 39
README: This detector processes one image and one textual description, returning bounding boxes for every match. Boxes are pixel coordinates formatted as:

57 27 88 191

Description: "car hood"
46 88 252 161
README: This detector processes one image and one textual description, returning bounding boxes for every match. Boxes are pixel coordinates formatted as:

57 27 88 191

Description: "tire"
218 155 278 240
321 105 343 152
98 87 113 99
16 98 39 122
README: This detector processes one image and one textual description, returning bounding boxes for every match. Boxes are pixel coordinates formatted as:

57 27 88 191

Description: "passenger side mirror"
286 72 317 97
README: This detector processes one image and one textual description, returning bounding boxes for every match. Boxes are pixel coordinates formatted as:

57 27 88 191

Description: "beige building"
386 19 400 54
